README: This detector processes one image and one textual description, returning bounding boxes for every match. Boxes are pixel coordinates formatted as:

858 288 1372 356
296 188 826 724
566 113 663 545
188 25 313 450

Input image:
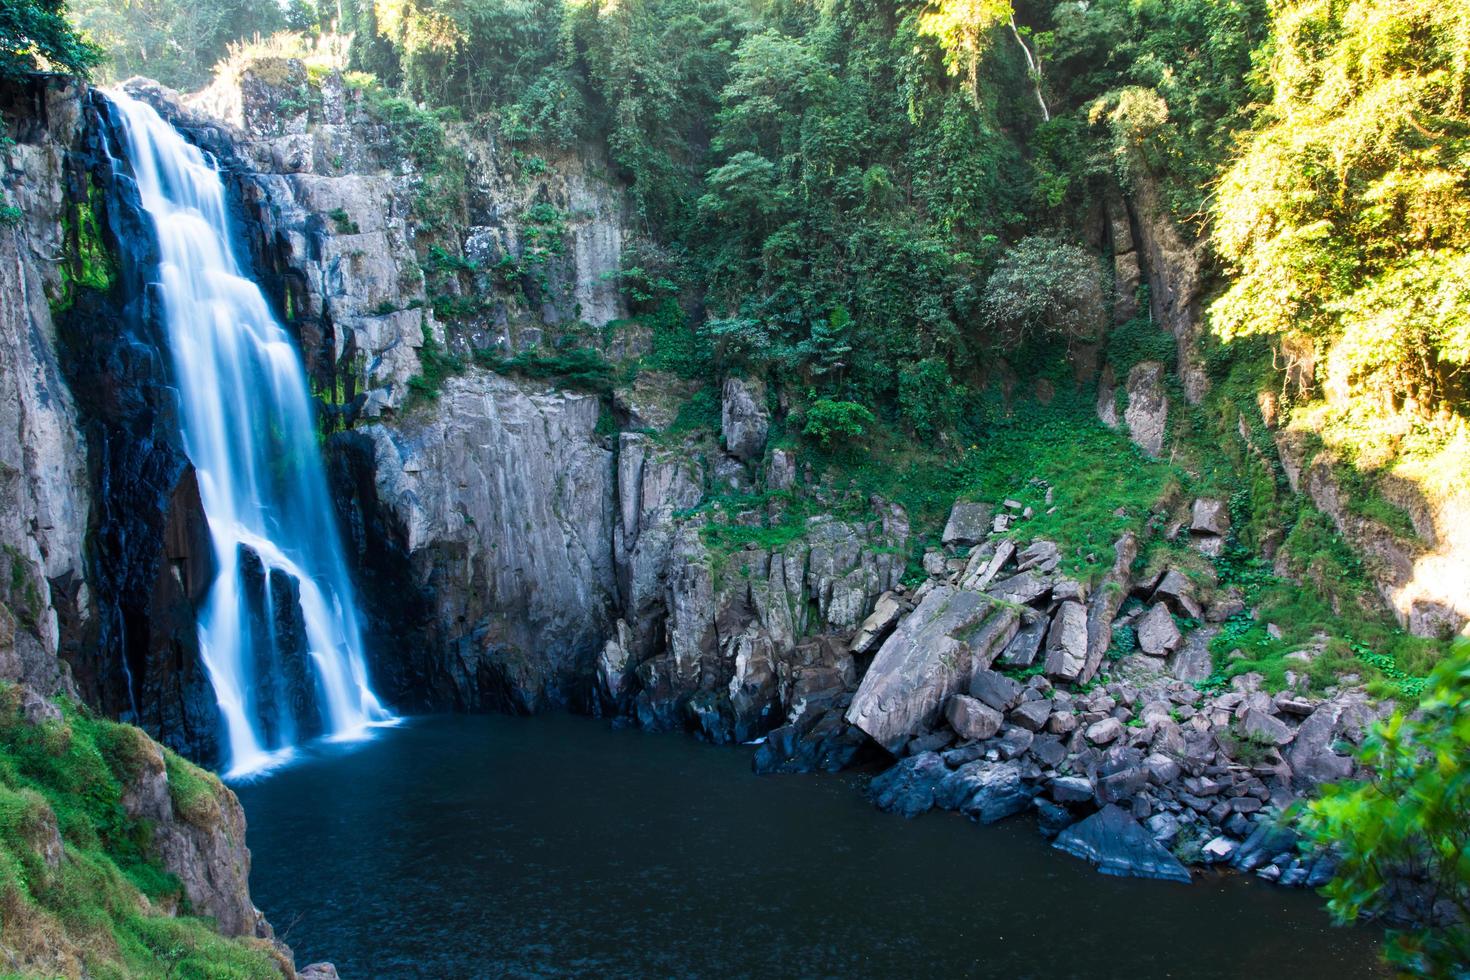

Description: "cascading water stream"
106 90 394 777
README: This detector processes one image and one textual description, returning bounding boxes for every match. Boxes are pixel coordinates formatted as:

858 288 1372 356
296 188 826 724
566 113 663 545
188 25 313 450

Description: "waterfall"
106 90 394 777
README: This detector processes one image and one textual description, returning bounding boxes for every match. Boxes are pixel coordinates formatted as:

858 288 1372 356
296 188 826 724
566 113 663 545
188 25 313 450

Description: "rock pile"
840 500 1383 883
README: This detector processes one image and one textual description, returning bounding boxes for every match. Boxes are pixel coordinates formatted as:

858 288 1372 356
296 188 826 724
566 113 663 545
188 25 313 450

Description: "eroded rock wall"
0 80 92 699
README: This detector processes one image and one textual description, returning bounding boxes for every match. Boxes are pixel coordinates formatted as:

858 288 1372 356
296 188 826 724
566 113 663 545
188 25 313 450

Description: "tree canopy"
1 0 99 80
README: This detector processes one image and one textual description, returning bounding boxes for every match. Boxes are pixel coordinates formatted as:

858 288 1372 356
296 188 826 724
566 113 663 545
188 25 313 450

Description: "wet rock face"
3 81 221 761
339 371 616 713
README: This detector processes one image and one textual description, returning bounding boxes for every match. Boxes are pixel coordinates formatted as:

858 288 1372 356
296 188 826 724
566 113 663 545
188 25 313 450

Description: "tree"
0 0 99 80
1210 0 1470 412
916 0 1046 116
979 236 1104 346
1300 642 1470 976
70 0 284 90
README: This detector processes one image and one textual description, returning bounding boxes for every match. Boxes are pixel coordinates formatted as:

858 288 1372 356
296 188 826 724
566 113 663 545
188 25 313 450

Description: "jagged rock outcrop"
116 727 267 938
1123 361 1168 458
341 371 616 711
134 66 630 425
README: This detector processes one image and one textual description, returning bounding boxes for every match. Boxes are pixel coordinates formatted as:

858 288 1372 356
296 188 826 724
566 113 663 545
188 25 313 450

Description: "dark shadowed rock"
869 751 949 818
969 669 1023 711
996 613 1047 668
1053 804 1192 883
936 759 1034 823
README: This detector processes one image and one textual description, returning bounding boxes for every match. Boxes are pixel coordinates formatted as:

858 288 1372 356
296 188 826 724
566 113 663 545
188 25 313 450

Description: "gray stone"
1144 753 1181 785
1016 540 1061 573
986 571 1052 605
849 592 905 656
1043 600 1089 682
1168 624 1216 683
969 669 1023 712
1086 717 1126 745
1201 836 1238 864
721 376 769 462
1191 498 1231 537
942 501 995 548
945 694 1003 742
1124 361 1169 458
994 727 1035 761
1009 698 1052 733
846 587 995 752
1237 707 1294 747
996 614 1047 668
1136 603 1182 656
1049 776 1095 804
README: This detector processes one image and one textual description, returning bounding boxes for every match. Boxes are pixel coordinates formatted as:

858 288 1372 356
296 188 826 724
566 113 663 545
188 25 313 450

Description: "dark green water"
234 713 1380 979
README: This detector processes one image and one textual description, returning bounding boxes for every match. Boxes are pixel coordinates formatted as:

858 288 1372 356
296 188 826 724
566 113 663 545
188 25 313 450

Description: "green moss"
51 186 117 315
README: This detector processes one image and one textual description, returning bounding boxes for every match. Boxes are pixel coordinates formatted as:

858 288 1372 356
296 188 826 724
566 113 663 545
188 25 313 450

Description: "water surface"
236 714 1380 978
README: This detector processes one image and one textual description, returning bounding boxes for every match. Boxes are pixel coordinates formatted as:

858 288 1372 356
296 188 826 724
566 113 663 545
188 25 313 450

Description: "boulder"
1080 532 1138 682
942 501 995 548
1015 540 1061 573
1191 498 1231 537
766 448 796 490
1049 775 1095 805
1285 700 1359 790
1202 836 1238 864
1053 804 1192 883
1042 601 1089 682
996 614 1047 668
721 376 769 462
936 760 1034 823
1232 823 1299 873
1123 361 1168 458
1136 604 1182 656
1009 699 1052 733
849 592 905 656
845 587 994 752
985 571 1052 605
1168 625 1215 683
1151 570 1201 619
1085 717 1125 746
869 752 948 818
1237 707 1293 747
945 694 1003 741
969 669 1023 712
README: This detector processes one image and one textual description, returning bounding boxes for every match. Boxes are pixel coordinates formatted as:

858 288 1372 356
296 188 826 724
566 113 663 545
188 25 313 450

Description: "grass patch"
0 686 279 977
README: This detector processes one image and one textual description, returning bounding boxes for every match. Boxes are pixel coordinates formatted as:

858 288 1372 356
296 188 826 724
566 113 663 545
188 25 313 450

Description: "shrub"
1300 641 1470 976
802 398 875 446
979 236 1106 346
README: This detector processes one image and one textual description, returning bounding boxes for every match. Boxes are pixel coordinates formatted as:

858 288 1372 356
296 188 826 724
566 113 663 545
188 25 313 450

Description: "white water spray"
107 90 394 777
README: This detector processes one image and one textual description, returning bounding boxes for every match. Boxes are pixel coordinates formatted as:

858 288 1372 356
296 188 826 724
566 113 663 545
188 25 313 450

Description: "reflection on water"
236 713 1380 979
